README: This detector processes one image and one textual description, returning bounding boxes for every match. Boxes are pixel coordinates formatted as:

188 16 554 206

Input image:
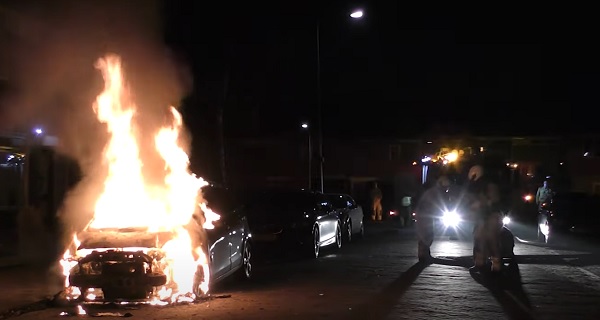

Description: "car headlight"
502 216 511 225
442 210 461 227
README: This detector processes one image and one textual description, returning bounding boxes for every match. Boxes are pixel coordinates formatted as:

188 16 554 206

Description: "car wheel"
358 221 364 239
335 222 343 249
312 224 320 258
239 241 253 280
345 221 352 243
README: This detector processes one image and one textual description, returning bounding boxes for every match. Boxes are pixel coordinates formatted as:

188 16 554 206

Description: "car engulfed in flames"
61 226 209 304
58 53 220 305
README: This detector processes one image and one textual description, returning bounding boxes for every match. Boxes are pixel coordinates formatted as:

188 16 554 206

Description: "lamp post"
301 122 311 190
316 9 364 193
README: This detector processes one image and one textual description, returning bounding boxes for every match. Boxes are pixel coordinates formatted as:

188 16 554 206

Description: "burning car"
58 54 235 304
63 227 193 303
61 186 252 304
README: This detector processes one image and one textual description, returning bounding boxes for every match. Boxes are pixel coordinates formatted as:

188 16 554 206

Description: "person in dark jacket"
415 175 452 263
466 165 503 272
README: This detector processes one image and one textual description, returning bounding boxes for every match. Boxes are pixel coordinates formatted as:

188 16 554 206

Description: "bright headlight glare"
502 216 511 225
442 210 460 227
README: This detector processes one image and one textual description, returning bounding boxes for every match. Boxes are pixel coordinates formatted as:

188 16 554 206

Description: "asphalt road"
5 221 600 320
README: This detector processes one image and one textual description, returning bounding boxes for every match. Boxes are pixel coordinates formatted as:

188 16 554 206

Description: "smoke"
0 0 194 234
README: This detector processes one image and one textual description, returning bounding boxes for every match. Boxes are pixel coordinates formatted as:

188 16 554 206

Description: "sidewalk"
0 215 66 315
0 260 63 315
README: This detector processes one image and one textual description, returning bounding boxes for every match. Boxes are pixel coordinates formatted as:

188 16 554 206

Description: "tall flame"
90 55 211 231
60 54 218 301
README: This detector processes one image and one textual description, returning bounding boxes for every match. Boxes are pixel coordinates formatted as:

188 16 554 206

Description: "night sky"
0 1 597 181
163 2 600 139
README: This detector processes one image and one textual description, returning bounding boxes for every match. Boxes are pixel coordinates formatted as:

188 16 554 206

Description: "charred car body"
66 228 181 302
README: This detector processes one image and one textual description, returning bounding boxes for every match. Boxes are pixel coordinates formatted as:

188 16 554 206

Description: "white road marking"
515 236 600 286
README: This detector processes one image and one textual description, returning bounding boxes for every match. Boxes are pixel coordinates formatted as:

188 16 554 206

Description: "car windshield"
328 194 347 209
248 191 317 212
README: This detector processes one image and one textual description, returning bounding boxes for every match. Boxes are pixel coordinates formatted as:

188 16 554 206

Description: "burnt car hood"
77 228 175 250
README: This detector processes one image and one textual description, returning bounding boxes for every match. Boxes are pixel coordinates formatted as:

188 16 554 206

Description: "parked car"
63 185 253 302
201 186 254 284
326 193 364 242
244 190 342 258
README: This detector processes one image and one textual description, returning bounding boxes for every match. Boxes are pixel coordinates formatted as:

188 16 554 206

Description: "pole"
316 20 324 193
308 132 312 190
18 134 31 262
218 69 229 187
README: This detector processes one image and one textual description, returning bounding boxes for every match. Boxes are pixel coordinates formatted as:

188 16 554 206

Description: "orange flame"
60 54 218 302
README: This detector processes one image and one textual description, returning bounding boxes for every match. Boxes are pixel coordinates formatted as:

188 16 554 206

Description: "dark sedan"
201 186 254 285
326 193 364 242
243 190 342 258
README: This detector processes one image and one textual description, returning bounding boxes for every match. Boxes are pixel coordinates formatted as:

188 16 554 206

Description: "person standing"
466 165 503 273
415 175 452 263
370 182 383 221
536 180 553 209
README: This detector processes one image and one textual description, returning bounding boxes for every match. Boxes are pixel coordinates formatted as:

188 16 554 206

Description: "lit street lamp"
301 122 311 190
350 10 363 19
316 8 363 193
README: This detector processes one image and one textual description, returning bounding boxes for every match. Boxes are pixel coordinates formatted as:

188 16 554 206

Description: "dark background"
163 2 600 140
2 1 600 180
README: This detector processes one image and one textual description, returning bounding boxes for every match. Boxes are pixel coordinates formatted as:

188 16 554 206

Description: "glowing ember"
59 54 219 303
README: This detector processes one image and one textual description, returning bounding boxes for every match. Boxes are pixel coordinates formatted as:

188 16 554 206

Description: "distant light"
426 141 433 144
443 150 459 163
584 152 589 157
421 156 431 163
350 10 363 19
506 162 518 168
559 162 564 165
34 128 43 135
412 161 417 166
301 123 309 129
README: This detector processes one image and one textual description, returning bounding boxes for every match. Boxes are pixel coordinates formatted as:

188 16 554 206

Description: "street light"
350 10 363 19
316 9 363 193
301 122 312 190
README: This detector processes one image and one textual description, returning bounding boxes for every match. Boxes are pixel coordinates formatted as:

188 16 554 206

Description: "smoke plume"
0 0 194 233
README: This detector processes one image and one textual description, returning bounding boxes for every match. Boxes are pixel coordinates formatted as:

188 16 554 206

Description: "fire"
59 54 219 303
